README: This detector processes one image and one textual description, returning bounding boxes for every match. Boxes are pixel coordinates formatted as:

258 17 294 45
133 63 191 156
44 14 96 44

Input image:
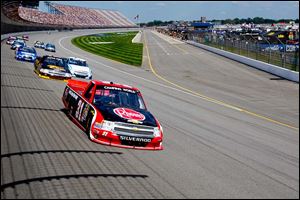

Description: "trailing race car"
62 80 163 150
45 43 56 52
11 40 26 50
34 41 45 49
22 35 29 41
34 55 72 80
15 46 37 62
66 57 92 79
8 36 16 40
6 37 16 45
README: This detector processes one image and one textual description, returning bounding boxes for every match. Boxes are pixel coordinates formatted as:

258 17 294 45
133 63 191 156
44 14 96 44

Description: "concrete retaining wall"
132 30 142 43
1 30 58 41
186 40 299 83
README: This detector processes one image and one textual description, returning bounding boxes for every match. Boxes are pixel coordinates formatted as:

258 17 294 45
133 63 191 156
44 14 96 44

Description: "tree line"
139 18 299 27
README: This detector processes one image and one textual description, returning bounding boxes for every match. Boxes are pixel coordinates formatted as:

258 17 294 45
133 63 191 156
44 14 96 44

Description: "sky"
40 1 299 23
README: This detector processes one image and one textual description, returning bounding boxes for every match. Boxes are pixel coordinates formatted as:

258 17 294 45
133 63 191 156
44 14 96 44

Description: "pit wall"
186 40 299 83
132 30 142 43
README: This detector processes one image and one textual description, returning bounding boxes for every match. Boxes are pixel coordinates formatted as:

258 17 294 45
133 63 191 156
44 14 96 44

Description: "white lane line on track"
58 35 298 131
151 30 189 55
151 36 170 55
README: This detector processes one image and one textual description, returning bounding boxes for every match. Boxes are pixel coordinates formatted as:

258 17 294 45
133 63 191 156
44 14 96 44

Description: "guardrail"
186 40 299 83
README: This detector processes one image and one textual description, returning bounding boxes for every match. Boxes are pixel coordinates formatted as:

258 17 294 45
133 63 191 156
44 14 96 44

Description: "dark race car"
62 80 164 150
34 55 72 80
34 41 45 49
15 46 37 62
22 35 29 41
6 37 15 45
8 36 16 40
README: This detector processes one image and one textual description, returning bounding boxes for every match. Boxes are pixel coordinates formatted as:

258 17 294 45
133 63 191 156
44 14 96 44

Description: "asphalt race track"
1 29 299 199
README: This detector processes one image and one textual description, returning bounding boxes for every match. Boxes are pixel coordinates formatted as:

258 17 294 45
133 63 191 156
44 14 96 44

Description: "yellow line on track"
144 32 298 131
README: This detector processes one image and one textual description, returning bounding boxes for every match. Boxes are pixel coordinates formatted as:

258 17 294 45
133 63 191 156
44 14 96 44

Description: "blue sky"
40 1 299 23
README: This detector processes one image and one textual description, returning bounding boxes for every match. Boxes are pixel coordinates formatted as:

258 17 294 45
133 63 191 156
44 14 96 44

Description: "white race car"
66 57 92 79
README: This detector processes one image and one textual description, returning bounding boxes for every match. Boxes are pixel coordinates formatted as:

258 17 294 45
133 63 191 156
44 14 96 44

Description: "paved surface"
1 29 299 199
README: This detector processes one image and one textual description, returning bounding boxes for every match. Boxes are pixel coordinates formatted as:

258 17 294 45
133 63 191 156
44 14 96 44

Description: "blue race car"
15 46 37 62
11 40 26 50
45 43 56 52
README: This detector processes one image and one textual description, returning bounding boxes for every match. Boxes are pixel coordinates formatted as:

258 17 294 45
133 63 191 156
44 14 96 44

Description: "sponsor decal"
113 108 145 121
81 104 90 122
103 86 136 93
122 88 136 93
48 65 62 70
127 119 143 124
68 90 78 100
104 86 122 91
119 136 151 143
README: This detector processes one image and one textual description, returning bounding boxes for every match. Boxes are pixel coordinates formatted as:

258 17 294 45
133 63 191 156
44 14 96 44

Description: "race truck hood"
96 105 157 127
18 52 35 57
46 65 66 72
68 64 90 73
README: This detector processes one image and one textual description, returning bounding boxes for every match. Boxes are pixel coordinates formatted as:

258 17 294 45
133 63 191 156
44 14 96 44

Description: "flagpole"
138 16 140 32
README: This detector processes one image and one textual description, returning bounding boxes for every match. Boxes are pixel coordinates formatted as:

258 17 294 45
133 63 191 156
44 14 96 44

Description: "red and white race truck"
62 79 164 150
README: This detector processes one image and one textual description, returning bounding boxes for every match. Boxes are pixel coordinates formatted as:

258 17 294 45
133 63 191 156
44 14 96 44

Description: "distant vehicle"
11 40 26 50
45 43 56 52
6 38 15 45
22 35 29 41
8 36 16 40
34 41 45 49
15 46 37 62
62 80 164 150
34 55 72 80
66 57 92 79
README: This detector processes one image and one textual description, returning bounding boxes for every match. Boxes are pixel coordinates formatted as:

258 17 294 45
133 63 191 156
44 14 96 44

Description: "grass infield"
71 31 143 66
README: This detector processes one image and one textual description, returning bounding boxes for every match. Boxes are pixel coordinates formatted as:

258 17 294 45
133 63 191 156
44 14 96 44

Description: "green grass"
71 32 143 66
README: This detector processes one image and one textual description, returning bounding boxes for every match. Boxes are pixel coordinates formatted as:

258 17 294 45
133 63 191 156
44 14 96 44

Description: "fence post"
281 52 284 68
246 41 249 57
256 42 258 60
283 45 286 69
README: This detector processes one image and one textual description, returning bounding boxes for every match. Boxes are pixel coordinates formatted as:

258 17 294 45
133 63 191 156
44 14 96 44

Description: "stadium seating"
3 1 136 29
19 4 135 28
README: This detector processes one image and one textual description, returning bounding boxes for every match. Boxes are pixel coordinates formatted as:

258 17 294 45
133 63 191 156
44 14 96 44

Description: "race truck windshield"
93 86 146 110
21 47 35 53
43 57 65 67
69 59 87 67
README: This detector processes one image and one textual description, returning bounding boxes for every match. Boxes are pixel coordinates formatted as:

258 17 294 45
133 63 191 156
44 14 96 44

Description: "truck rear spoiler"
67 79 89 94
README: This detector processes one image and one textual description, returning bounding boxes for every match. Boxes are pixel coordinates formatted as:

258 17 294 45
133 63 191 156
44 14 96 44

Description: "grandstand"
1 1 137 34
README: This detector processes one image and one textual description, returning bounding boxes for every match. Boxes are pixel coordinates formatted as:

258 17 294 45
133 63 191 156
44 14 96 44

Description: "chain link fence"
186 31 299 72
